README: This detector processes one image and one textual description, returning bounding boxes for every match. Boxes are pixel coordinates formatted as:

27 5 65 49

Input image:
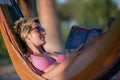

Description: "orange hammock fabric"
0 6 44 80
0 1 120 80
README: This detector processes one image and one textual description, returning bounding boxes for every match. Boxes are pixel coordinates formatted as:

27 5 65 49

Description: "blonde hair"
14 17 39 41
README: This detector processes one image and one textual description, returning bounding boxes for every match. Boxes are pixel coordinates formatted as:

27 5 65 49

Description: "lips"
40 35 45 41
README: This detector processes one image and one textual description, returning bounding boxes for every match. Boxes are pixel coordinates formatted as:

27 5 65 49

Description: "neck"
27 44 43 55
26 39 45 55
27 46 40 55
35 46 45 54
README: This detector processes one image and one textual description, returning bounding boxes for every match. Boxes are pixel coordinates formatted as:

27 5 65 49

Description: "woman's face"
27 22 46 46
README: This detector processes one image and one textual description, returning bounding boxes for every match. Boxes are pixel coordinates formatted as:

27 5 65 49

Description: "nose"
40 30 46 35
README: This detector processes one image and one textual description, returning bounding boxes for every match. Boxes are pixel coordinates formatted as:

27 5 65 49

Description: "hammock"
0 0 120 80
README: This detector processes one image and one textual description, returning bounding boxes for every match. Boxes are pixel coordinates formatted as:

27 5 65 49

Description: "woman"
14 17 108 80
14 17 67 73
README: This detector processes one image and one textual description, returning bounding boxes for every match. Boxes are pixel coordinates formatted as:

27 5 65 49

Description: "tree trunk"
17 0 38 17
36 0 63 52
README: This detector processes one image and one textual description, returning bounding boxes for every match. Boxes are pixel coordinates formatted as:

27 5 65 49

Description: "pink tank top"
31 54 66 71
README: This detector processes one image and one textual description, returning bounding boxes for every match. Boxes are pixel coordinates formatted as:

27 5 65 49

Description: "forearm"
44 63 58 73
41 43 88 79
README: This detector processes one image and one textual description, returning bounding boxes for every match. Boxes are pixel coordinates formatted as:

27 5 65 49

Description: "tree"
17 0 38 17
57 0 118 30
36 0 63 52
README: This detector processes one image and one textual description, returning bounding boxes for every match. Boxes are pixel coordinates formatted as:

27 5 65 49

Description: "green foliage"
0 33 11 65
57 0 118 30
0 33 8 54
61 26 71 45
0 55 11 65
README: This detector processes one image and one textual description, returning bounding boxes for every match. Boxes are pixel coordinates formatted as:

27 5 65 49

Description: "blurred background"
0 0 120 79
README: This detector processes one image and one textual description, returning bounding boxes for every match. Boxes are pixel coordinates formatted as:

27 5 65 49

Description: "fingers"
72 43 84 53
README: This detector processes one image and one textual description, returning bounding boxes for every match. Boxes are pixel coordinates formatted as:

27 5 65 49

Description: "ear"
25 34 31 41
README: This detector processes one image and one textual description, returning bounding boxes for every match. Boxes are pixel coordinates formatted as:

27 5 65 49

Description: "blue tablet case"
65 25 103 52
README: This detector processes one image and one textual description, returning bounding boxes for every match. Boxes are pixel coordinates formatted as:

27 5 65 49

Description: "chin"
37 41 46 46
42 41 46 45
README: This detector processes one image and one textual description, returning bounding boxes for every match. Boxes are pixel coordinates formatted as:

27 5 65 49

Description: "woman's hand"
67 43 84 59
